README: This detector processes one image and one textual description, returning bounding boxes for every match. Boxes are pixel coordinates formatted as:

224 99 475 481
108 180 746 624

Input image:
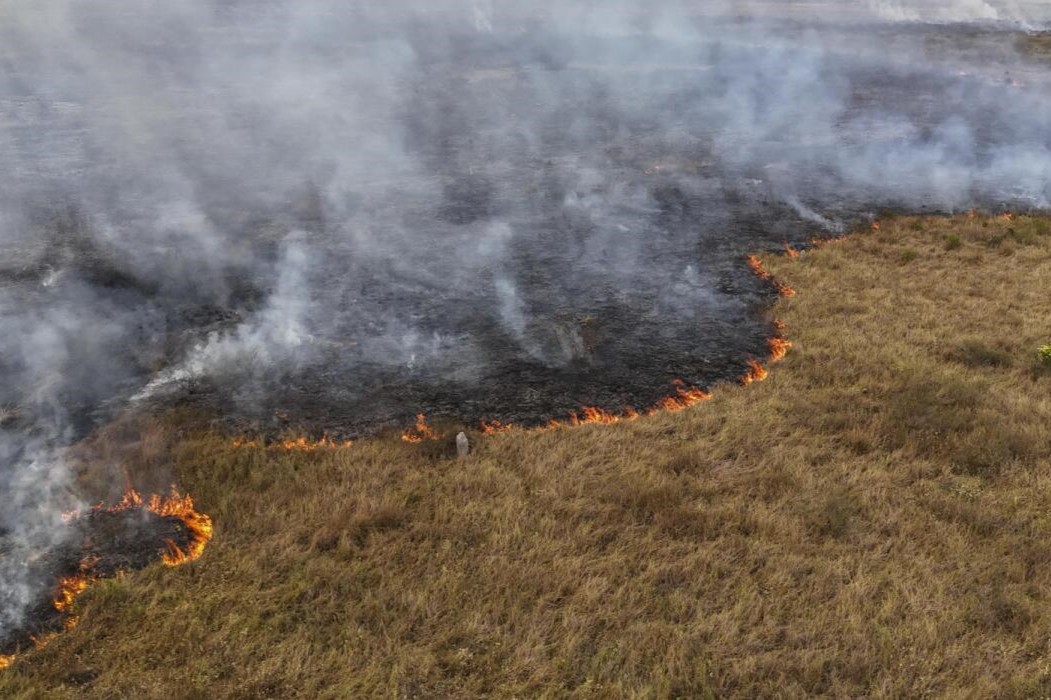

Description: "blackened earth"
0 509 195 657
2 22 1046 442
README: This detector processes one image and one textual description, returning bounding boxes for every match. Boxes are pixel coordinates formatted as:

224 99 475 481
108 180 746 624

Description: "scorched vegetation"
2 214 1050 698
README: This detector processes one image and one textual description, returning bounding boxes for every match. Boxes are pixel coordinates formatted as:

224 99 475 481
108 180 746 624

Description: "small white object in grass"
456 432 470 458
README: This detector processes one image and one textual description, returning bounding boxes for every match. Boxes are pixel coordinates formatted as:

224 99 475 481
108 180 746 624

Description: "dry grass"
2 214 1051 698
1019 33 1051 61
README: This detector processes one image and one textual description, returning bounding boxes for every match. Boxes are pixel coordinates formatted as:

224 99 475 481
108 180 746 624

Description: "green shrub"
1008 226 1037 245
945 234 962 251
1039 344 1051 368
899 249 919 263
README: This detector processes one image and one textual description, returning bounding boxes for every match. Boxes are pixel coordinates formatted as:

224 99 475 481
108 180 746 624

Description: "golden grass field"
2 213 1050 698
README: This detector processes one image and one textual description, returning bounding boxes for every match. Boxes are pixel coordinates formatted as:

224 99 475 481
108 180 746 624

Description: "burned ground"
6 22 1047 442
0 507 197 659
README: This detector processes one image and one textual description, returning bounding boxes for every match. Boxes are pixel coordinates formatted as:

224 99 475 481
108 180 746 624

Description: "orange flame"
872 221 881 231
480 419 514 435
143 490 214 566
746 254 795 297
1001 212 1015 221
741 358 768 385
768 336 791 362
650 380 711 413
784 242 800 259
483 379 711 434
809 233 847 248
402 413 439 443
274 436 353 451
232 435 352 451
52 575 91 613
64 488 214 568
767 320 792 362
3 488 213 669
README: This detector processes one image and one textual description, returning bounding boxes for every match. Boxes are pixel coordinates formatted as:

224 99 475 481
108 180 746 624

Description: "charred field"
6 19 1049 441
2 213 1049 697
0 492 210 664
2 2 1051 697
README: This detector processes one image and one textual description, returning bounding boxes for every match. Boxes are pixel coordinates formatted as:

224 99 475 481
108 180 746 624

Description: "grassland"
2 214 1051 698
1019 32 1051 61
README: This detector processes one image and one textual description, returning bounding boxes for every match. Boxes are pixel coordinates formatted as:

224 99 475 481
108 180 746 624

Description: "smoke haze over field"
3 0 1051 643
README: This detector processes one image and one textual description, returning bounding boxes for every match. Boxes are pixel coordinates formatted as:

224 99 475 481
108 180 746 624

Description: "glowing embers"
401 413 439 443
746 254 795 297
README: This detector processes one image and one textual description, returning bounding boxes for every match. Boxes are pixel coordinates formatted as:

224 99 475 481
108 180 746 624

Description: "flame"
1001 212 1015 221
767 320 792 361
143 490 215 566
650 380 711 413
60 488 212 568
52 575 91 613
482 379 712 434
475 317 790 434
232 435 352 451
746 254 795 297
274 436 352 451
768 336 791 362
61 488 214 568
402 413 439 443
809 233 847 247
784 241 800 259
872 220 881 231
2 487 212 669
480 419 514 435
741 358 768 384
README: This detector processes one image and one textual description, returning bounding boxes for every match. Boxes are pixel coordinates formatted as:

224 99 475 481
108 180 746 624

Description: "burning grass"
0 488 212 666
2 213 1050 697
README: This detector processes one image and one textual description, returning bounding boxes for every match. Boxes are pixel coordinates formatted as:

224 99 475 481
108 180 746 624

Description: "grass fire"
3 1 1051 697
0 487 211 669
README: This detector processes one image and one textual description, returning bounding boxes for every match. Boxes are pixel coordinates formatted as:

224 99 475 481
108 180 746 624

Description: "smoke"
3 0 1051 642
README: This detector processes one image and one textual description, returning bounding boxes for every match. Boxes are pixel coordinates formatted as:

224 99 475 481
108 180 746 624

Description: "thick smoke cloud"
2 0 1051 641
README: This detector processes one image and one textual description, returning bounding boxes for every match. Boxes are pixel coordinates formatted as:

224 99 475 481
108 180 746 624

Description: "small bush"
1039 344 1051 369
1008 226 1037 245
944 234 962 250
899 249 919 263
